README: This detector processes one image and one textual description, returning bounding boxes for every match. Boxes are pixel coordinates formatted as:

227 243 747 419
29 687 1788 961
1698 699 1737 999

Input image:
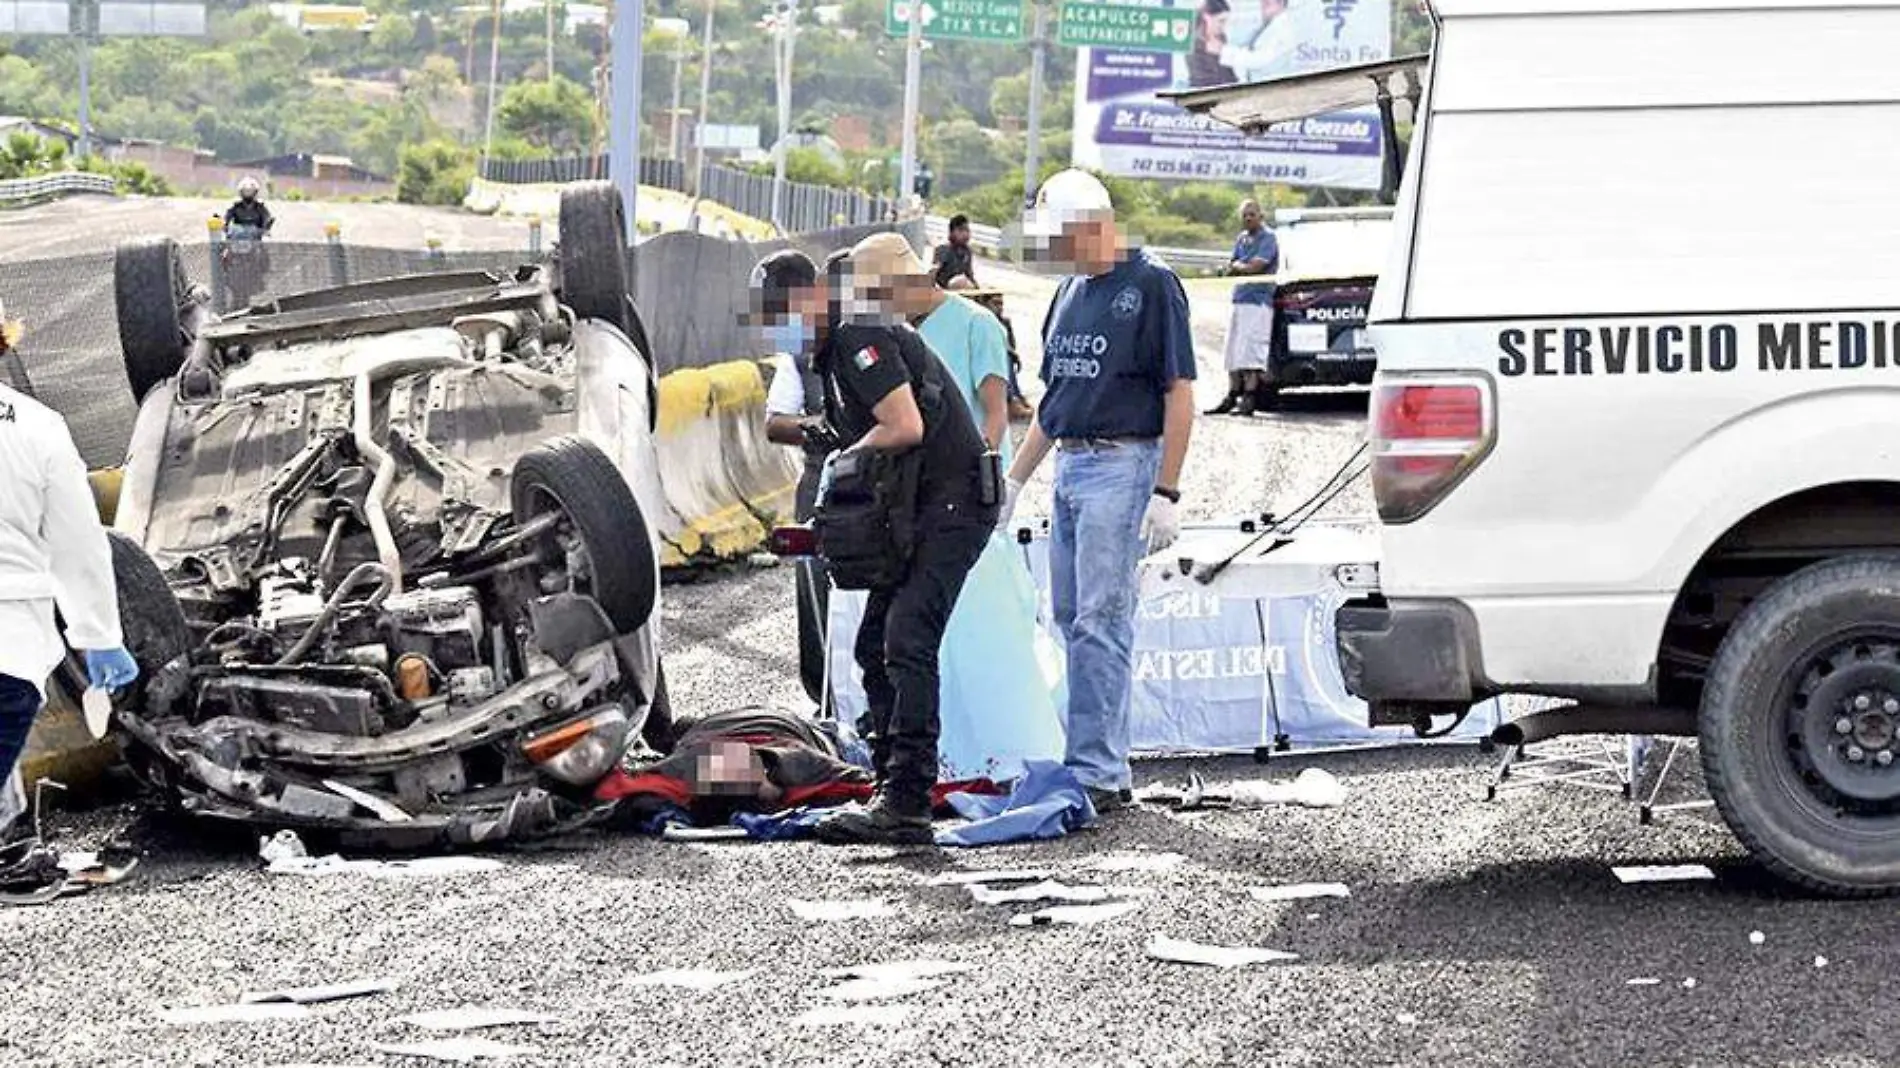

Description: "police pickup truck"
1253 207 1393 406
1323 0 1900 895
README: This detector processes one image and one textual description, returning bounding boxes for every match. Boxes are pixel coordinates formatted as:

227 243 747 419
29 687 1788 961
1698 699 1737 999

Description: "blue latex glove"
83 648 139 691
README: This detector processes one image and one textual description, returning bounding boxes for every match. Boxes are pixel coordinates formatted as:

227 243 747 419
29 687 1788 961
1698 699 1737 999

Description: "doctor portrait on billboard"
1187 0 1238 88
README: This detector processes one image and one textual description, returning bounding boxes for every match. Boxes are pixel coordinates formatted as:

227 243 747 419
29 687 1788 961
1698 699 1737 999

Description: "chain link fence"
479 154 688 192
479 153 896 235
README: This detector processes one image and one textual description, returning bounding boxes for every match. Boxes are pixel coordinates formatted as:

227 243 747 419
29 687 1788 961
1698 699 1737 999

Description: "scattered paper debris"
1396 1013 1419 1026
794 1005 913 1028
816 976 947 1002
1612 864 1716 884
1749 931 1766 946
159 1003 314 1026
1815 956 1830 969
789 897 897 922
924 869 1053 886
1227 769 1348 809
1249 883 1350 903
1626 978 1661 987
1085 853 1185 874
57 849 139 887
1146 935 1298 969
369 1038 539 1063
1008 901 1141 928
396 1007 560 1033
820 961 975 983
661 825 750 842
968 879 1146 906
627 968 756 991
321 780 413 822
268 855 505 879
1682 978 1698 990
241 978 397 1005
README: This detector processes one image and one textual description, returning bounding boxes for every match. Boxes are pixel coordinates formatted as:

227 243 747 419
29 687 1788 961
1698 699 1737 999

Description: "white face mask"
759 313 814 355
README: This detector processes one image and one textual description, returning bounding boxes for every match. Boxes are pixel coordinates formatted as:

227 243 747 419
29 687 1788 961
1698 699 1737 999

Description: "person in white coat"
0 302 138 814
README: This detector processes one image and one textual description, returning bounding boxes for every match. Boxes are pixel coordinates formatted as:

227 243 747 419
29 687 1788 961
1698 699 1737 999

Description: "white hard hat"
237 176 261 196
1022 169 1113 239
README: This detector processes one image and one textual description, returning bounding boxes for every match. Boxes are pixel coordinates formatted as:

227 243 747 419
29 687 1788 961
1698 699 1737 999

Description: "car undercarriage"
102 184 669 849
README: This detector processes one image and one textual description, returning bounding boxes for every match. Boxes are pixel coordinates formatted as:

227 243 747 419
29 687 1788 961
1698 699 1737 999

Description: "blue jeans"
1050 439 1160 791
0 674 40 787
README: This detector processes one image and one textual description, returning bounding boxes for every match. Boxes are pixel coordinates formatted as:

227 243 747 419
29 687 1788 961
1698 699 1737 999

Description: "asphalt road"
2 234 1890 1068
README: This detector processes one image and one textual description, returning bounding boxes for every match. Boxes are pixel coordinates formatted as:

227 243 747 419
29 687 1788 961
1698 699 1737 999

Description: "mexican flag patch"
853 346 880 370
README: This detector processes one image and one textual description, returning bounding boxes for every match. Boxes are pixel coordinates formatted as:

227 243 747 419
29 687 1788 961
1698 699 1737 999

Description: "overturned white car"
103 183 671 848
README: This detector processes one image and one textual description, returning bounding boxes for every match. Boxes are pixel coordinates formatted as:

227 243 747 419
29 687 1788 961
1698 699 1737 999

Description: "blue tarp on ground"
829 523 1504 755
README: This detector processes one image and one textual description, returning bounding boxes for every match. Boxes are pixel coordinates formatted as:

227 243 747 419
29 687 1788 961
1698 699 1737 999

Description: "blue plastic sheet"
935 761 1097 848
734 807 831 841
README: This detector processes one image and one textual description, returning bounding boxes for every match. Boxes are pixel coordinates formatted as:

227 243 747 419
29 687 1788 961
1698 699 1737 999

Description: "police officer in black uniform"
749 248 996 845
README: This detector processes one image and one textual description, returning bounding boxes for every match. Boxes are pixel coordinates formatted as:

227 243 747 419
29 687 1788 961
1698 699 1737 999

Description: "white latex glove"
996 477 1025 534
1140 494 1180 554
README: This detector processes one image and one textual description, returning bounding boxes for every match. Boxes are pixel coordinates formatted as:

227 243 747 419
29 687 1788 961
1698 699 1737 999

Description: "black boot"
1204 393 1238 416
814 790 934 846
1233 393 1256 417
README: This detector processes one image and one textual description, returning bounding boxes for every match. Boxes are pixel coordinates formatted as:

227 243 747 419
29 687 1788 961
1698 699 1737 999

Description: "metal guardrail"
0 172 117 205
923 215 1231 275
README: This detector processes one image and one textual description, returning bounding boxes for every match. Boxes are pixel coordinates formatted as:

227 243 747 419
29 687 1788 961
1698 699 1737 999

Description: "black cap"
749 249 819 317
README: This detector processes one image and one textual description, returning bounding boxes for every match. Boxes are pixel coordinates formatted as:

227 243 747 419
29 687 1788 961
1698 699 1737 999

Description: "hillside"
0 0 1430 236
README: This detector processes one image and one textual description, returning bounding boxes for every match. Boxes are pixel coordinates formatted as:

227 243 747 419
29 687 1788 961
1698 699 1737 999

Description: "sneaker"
814 794 934 846
1086 786 1135 814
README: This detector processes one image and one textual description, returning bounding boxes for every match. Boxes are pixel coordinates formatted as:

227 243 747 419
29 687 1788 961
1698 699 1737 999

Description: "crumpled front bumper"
116 639 638 850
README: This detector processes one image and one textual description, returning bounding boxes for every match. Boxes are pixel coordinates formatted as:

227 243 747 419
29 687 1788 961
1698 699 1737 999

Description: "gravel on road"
2 251 1891 1068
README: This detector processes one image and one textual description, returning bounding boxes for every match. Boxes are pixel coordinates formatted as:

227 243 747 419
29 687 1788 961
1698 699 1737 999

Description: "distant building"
0 117 77 149
451 0 605 33
230 153 391 185
267 4 375 32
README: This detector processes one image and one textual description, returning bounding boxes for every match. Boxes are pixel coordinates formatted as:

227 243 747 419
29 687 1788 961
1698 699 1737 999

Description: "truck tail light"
1369 376 1494 523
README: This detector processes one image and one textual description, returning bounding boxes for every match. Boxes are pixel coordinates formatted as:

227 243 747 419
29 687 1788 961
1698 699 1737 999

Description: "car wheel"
1701 554 1900 896
557 181 634 331
107 531 189 681
114 237 192 404
510 435 659 634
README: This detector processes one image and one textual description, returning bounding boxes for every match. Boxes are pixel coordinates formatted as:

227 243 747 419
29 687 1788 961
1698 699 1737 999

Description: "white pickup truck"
1179 0 1900 895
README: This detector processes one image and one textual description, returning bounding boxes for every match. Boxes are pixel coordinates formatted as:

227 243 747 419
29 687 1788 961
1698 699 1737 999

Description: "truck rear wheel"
1700 554 1900 896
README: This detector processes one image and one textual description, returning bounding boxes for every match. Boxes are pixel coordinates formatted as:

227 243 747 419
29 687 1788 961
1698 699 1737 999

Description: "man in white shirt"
0 301 139 822
1220 0 1299 83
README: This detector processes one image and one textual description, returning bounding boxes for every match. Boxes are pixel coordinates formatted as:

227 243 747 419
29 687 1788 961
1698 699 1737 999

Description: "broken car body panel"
109 191 665 848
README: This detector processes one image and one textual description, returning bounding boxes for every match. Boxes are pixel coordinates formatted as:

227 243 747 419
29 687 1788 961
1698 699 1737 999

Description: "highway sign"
1056 1 1193 51
886 0 1026 42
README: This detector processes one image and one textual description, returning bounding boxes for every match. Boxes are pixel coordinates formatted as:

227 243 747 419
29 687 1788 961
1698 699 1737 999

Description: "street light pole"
608 0 644 240
479 0 504 175
669 46 685 160
545 0 555 80
691 0 716 195
897 0 922 212
770 0 797 231
1022 3 1048 207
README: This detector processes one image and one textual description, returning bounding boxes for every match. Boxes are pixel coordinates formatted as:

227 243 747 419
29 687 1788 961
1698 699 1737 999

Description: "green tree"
397 138 473 205
497 74 596 153
368 13 417 60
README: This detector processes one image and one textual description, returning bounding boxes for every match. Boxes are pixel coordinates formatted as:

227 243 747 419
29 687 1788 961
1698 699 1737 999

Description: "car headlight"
523 705 631 786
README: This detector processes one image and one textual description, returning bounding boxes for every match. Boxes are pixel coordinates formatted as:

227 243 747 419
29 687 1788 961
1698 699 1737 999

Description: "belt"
1055 436 1156 452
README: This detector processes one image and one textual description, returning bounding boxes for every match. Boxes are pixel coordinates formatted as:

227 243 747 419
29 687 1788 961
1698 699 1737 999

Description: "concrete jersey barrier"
651 358 801 568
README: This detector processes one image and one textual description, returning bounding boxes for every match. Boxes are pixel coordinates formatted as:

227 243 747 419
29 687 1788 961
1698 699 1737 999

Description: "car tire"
558 182 634 329
106 530 190 693
114 236 192 404
642 659 674 752
1700 553 1900 896
510 435 659 635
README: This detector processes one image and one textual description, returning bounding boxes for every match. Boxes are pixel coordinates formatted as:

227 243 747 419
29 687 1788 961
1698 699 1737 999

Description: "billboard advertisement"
1070 0 1393 189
